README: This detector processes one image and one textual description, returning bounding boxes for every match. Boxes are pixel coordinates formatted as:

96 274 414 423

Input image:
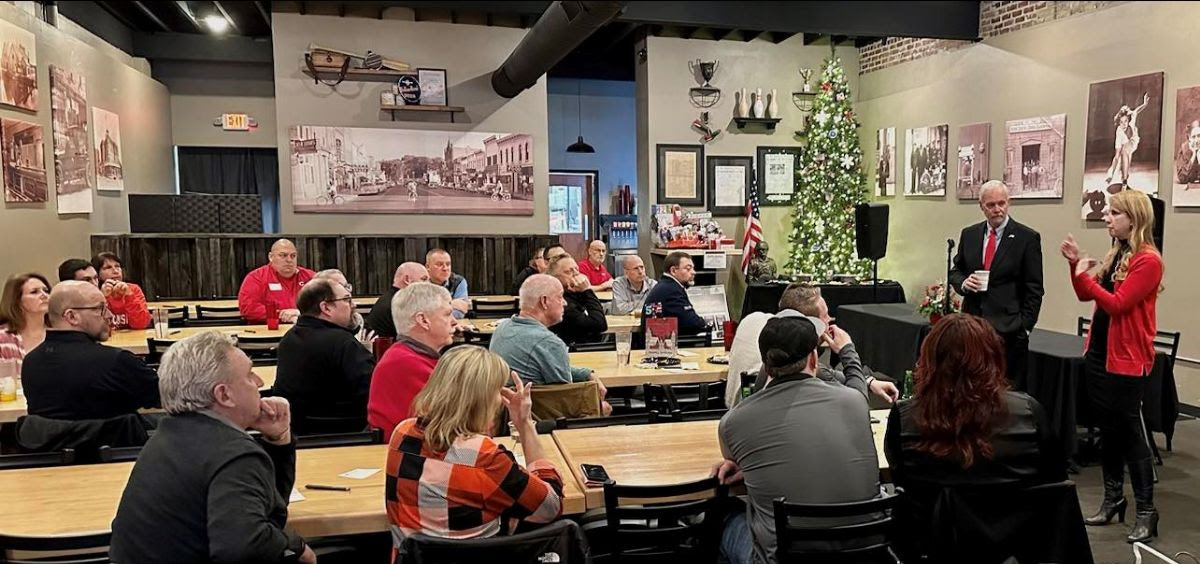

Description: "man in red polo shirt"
577 239 614 291
237 239 316 324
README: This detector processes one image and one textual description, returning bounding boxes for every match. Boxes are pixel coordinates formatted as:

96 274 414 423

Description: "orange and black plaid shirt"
385 418 564 545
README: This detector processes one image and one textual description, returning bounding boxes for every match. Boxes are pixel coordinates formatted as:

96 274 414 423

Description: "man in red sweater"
577 239 614 291
237 239 316 324
90 252 152 331
367 282 457 434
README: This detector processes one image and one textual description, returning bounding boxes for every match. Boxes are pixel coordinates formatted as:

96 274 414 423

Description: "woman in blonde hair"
1060 189 1163 543
383 345 563 550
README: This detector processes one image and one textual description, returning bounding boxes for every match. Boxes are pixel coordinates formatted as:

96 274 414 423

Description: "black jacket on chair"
274 316 375 434
549 289 608 346
21 330 160 420
639 275 708 336
948 218 1044 334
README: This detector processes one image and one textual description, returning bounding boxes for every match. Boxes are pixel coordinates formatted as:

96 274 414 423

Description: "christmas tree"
786 57 871 280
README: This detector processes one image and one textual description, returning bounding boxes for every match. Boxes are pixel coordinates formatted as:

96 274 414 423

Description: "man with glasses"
273 279 375 435
21 281 160 420
237 239 316 325
313 268 365 335
608 255 657 315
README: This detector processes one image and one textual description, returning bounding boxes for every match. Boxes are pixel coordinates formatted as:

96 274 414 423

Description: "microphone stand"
944 238 955 316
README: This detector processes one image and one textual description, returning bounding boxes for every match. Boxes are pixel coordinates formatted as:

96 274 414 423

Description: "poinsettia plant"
916 281 962 317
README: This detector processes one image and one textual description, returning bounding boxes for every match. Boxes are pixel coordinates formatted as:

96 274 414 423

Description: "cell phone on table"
580 464 610 487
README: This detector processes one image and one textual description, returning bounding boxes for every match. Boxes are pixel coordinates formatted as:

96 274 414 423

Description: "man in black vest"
949 180 1044 383
111 331 315 563
426 248 470 319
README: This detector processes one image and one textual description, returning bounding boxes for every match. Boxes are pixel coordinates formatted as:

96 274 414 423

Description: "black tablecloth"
834 303 1179 458
740 282 905 320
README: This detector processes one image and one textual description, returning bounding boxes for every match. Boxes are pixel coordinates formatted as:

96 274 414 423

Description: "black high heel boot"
1085 468 1127 526
1127 457 1159 543
1127 511 1159 543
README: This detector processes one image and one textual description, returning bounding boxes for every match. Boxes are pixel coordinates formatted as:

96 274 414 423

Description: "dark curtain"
177 147 279 232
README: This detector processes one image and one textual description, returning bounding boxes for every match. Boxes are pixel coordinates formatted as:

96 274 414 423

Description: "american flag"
741 180 762 274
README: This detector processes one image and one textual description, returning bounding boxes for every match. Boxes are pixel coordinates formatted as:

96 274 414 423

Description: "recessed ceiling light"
203 14 229 33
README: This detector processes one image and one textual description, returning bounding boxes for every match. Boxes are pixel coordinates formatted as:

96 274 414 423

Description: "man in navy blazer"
641 251 709 336
949 180 1044 383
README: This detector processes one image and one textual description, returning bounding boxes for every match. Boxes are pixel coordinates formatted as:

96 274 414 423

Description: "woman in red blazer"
1061 189 1163 543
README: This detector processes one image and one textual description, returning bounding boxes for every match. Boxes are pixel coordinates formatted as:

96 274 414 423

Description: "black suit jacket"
549 289 608 346
275 316 375 434
639 275 708 336
21 331 160 420
948 218 1044 334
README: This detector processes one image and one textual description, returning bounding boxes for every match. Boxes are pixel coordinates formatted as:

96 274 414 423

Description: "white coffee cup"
974 270 990 292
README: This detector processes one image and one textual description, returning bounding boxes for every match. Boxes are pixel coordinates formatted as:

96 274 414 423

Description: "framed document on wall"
656 144 704 206
706 155 752 216
756 145 801 206
418 68 447 106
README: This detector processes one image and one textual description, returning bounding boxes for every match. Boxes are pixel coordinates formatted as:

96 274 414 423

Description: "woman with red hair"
884 314 1065 555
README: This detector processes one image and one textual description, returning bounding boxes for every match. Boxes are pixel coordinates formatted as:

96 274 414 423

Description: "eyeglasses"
325 296 354 305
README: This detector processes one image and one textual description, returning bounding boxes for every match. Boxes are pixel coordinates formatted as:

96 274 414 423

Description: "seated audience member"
884 314 1065 557
490 274 611 414
274 279 375 435
237 238 316 324
92 252 152 330
21 281 160 420
57 258 97 284
386 345 563 550
512 246 548 295
640 250 708 335
366 262 430 338
544 244 569 262
312 268 365 333
368 283 457 433
715 316 882 564
0 273 50 369
546 255 607 346
110 332 315 564
578 240 614 291
726 283 898 407
426 248 470 319
608 255 657 315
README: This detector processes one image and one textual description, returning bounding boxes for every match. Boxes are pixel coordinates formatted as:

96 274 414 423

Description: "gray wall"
855 1 1200 358
0 5 174 281
156 60 278 148
271 13 550 234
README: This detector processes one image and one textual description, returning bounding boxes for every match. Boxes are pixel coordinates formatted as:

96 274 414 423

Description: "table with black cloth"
740 281 906 320
835 303 1179 459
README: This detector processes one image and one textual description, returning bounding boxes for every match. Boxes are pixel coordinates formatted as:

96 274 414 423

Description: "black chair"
398 519 591 564
650 409 727 423
570 339 617 353
296 428 384 449
664 380 726 411
98 444 142 463
470 297 519 319
0 532 111 564
676 330 713 349
596 477 727 563
144 337 179 366
0 449 75 470
162 305 189 328
643 383 676 414
555 413 654 430
193 305 245 326
354 301 373 317
739 370 759 400
236 334 283 364
773 489 901 564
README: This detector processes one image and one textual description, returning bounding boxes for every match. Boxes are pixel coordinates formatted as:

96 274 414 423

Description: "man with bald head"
21 281 160 420
547 254 607 346
609 254 656 315
237 238 316 324
949 179 1044 382
578 240 614 291
365 262 430 339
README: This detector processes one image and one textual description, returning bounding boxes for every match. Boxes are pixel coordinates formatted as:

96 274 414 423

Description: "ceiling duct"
491 1 626 98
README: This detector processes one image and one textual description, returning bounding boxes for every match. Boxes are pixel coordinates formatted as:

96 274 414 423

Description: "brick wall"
859 1 1126 74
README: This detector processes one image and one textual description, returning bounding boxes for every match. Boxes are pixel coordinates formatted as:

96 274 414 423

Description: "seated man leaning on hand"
725 283 899 408
490 274 611 416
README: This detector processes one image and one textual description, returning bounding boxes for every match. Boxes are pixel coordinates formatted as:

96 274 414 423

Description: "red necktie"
983 228 997 270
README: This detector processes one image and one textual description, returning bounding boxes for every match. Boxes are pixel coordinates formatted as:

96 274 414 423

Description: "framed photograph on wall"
756 145 800 206
656 144 704 206
706 155 752 216
418 68 447 106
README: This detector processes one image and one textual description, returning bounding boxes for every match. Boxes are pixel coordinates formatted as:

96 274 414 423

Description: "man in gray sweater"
715 316 881 564
490 274 610 414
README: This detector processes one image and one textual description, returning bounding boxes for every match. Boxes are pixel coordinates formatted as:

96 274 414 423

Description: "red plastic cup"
723 320 737 351
265 301 280 330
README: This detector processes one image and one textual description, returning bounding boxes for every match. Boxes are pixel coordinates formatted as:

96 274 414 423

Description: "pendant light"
566 81 595 153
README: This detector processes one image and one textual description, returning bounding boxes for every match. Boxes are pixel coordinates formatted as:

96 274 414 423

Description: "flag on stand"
741 181 762 275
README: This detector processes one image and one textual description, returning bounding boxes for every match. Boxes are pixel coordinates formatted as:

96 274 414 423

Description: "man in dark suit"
640 251 709 336
949 180 1044 384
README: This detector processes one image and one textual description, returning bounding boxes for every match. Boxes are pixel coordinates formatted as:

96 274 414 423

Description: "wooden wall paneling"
166 238 195 299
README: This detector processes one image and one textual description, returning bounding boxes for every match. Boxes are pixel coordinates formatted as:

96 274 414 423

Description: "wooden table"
463 314 638 336
105 326 291 355
552 410 891 509
0 393 27 424
571 346 729 388
0 436 584 541
147 297 378 314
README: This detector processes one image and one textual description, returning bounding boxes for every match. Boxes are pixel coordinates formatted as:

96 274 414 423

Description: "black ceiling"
55 1 982 81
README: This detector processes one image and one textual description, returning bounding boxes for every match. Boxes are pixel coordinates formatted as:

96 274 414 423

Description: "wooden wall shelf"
381 104 466 122
733 117 782 130
302 67 415 83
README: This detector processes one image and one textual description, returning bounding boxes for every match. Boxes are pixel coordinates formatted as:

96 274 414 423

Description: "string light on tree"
786 56 871 280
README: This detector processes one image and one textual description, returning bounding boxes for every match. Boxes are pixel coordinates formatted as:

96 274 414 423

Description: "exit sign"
216 113 256 131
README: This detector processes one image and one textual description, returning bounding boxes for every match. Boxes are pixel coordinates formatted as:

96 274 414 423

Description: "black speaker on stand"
854 202 889 302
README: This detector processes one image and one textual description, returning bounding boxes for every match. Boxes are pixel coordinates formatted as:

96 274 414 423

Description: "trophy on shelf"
798 68 814 93
792 67 817 135
688 59 721 108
